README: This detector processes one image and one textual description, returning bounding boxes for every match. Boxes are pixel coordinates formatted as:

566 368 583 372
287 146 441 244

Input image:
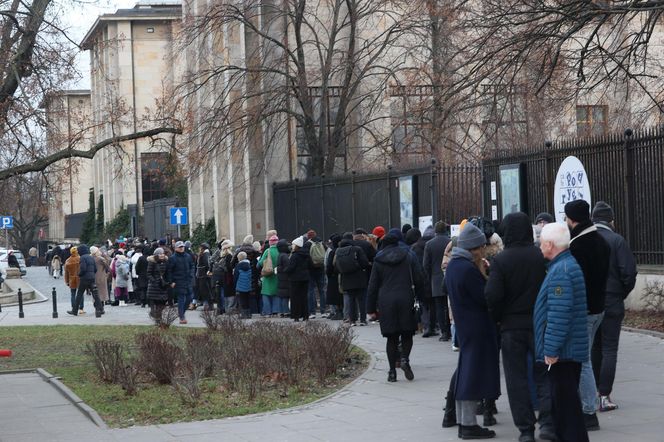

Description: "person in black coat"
445 224 500 440
423 221 451 341
367 232 425 383
591 202 637 412
283 237 312 322
564 199 610 428
146 248 169 325
325 234 343 320
276 239 291 317
134 247 149 308
335 237 370 325
195 243 214 310
485 212 551 441
411 227 436 337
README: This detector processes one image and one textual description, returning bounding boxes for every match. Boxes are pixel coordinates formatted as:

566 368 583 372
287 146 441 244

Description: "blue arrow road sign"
170 207 188 225
0 216 13 229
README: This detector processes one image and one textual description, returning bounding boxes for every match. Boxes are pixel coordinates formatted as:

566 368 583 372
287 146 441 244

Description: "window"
295 86 348 176
141 153 168 203
576 105 608 137
482 84 529 150
389 85 433 153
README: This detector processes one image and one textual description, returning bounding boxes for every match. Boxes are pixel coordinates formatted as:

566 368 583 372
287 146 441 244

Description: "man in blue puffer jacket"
534 222 589 442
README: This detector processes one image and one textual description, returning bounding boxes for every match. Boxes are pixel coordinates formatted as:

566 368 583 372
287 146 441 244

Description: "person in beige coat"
90 246 110 303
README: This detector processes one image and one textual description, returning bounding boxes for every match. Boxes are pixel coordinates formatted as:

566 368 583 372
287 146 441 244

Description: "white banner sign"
553 156 591 223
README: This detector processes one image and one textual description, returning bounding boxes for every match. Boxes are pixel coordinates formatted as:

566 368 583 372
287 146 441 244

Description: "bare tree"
176 0 418 178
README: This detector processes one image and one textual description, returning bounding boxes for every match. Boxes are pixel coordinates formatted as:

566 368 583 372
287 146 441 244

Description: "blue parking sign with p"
0 216 13 229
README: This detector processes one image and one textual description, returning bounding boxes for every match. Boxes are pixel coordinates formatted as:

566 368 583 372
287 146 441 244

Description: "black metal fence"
143 198 181 240
482 127 664 265
272 164 482 241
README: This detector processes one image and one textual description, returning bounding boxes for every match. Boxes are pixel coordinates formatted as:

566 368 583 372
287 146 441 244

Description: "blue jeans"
177 288 193 320
308 270 326 314
580 312 604 414
70 288 83 309
279 297 290 314
262 295 278 315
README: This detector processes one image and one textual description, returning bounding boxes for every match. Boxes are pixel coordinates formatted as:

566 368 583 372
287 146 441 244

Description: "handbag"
261 251 274 277
408 259 421 322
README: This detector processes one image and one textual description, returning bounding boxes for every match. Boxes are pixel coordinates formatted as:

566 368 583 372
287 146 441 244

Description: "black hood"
77 244 90 256
405 228 421 246
277 239 290 254
502 212 533 247
375 244 409 266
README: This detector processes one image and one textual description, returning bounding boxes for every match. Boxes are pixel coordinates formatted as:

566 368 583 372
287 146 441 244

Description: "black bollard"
52 287 58 318
18 288 24 318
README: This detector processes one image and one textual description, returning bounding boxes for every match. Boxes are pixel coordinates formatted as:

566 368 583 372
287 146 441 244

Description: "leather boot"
442 390 457 428
483 399 497 426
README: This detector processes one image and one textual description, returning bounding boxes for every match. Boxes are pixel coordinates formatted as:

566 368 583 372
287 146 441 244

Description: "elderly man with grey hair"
534 222 589 442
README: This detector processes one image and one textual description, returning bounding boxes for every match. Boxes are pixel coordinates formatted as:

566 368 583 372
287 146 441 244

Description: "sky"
64 0 136 89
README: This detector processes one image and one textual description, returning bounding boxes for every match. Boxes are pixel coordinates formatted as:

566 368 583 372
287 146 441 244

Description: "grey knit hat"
457 223 487 250
592 201 614 223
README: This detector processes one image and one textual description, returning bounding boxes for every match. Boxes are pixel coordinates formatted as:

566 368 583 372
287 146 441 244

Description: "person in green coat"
258 235 280 316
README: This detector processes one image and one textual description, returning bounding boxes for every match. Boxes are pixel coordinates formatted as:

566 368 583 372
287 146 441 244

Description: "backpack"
334 246 360 274
310 241 325 267
261 250 274 277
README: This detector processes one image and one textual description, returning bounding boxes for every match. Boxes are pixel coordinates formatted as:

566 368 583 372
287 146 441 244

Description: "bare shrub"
200 308 220 330
642 280 664 312
86 339 140 396
149 305 179 328
86 339 124 383
136 331 181 384
301 322 354 382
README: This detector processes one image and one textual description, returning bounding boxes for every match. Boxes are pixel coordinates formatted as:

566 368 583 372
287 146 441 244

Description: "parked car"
0 249 27 276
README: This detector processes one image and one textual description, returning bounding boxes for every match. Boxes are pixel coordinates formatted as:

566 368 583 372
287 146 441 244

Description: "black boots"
400 359 414 381
458 425 496 439
387 370 397 382
442 390 457 428
482 399 497 426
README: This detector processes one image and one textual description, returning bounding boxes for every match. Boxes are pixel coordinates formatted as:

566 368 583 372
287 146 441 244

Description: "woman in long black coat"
325 234 343 320
146 248 169 326
195 243 213 310
444 223 500 439
275 239 291 317
283 237 311 322
367 231 425 383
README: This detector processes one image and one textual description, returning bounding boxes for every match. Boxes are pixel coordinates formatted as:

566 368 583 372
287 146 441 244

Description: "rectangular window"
141 153 168 203
295 86 347 176
389 85 432 153
576 105 608 137
482 84 529 150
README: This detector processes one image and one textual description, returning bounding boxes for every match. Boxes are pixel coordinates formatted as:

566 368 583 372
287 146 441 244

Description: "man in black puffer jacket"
565 199 610 431
68 244 102 317
590 201 637 412
485 212 551 442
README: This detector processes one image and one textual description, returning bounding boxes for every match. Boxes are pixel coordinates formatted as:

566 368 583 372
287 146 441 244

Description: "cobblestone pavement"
0 267 663 441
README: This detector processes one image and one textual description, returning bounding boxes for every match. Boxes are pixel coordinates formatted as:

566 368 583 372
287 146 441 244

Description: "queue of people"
41 198 636 442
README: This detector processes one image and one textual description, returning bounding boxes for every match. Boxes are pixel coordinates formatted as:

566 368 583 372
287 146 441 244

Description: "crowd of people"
41 198 636 441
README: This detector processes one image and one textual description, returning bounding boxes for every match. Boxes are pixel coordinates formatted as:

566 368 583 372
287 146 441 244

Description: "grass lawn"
0 325 369 428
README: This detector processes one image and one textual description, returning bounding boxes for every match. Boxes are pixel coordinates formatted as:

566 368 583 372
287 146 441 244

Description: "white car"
0 249 27 276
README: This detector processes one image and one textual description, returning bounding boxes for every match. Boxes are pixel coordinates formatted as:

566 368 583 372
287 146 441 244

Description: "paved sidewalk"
0 268 663 441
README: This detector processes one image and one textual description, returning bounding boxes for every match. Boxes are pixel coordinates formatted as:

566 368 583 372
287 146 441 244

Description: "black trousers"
502 330 553 434
592 301 624 396
73 279 102 314
290 281 309 320
550 361 588 442
433 296 450 335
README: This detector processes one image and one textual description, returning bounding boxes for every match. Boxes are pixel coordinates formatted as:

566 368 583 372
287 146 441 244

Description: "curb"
622 326 664 340
35 368 108 429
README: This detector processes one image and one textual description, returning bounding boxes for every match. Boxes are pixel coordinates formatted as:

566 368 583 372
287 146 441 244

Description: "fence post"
430 159 438 224
351 170 357 230
52 287 58 318
320 174 326 239
293 178 299 235
544 141 553 214
480 166 487 218
18 288 24 318
623 129 634 246
387 165 393 229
